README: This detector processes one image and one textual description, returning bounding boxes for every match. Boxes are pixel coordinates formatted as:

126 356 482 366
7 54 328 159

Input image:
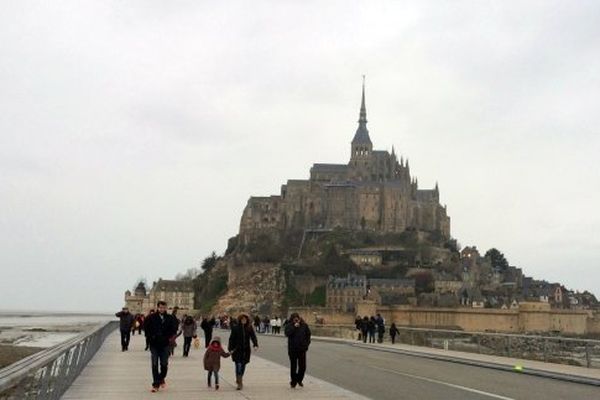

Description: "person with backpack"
203 336 230 390
284 312 311 388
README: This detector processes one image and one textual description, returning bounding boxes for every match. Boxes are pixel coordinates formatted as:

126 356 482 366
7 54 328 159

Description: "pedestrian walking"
376 314 385 343
389 323 400 344
360 316 369 343
203 336 230 390
143 309 155 351
168 308 181 356
181 315 197 357
284 312 311 388
368 316 376 343
201 316 215 348
253 315 261 332
228 313 258 390
274 316 282 334
144 301 178 392
135 314 144 335
115 307 135 351
355 315 362 341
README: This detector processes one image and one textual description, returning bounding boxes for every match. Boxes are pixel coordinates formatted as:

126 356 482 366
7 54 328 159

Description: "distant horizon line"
0 309 113 316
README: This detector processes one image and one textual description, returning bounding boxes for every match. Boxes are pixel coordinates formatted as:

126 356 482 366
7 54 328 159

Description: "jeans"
235 362 246 376
391 335 396 344
120 330 131 350
150 346 170 387
203 330 212 348
289 351 307 384
362 331 368 343
208 370 219 385
183 337 192 356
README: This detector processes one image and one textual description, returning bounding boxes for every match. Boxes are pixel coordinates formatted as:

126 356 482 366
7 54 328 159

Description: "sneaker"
215 384 220 390
151 387 159 393
298 382 304 387
160 380 166 389
290 381 297 388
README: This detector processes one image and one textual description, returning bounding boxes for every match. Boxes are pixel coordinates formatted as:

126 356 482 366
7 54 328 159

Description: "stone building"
124 279 195 314
326 274 367 312
238 81 450 245
123 281 147 314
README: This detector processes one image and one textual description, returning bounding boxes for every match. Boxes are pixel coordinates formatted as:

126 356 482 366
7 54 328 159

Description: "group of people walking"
355 314 401 344
115 303 312 393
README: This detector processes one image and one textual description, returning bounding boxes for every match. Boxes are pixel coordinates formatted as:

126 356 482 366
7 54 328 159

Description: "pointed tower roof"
352 76 372 145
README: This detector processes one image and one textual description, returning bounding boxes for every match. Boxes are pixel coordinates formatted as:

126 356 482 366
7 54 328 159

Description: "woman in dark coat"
228 314 258 390
389 323 400 344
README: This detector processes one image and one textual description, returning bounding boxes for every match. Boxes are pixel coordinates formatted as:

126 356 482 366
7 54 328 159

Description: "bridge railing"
311 324 600 368
393 326 600 368
0 320 118 400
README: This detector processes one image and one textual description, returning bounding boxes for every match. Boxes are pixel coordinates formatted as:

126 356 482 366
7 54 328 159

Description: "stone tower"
349 77 372 180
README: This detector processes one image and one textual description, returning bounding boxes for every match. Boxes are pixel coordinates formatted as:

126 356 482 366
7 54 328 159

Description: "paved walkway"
309 334 600 384
61 330 369 400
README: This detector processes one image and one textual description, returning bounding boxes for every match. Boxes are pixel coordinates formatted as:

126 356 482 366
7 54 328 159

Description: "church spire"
351 75 372 147
359 75 367 125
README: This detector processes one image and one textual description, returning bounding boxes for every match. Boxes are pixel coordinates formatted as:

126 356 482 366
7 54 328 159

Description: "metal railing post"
0 321 118 400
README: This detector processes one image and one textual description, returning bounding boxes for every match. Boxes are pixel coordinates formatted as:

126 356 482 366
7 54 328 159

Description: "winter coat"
284 321 311 353
389 325 399 337
360 318 369 334
367 319 376 334
200 318 215 333
144 312 179 348
203 340 230 371
115 311 135 332
182 320 197 338
228 323 258 364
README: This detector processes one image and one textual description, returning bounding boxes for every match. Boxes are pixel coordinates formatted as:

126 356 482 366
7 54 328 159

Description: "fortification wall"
339 302 593 335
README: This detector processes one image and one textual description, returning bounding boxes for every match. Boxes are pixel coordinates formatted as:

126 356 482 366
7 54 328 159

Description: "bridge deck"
62 330 367 399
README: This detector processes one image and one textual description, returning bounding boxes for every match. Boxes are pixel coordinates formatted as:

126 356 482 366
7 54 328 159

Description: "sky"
1 1 599 312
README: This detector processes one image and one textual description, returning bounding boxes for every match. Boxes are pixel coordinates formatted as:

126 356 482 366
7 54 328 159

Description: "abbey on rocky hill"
239 80 450 244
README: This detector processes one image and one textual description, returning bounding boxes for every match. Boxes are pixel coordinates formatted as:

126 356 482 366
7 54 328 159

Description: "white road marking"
370 365 516 400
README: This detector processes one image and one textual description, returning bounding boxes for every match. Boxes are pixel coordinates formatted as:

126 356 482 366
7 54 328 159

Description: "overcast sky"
1 1 599 312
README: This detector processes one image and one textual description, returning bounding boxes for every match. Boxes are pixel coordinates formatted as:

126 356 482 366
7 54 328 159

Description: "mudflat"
0 344 43 369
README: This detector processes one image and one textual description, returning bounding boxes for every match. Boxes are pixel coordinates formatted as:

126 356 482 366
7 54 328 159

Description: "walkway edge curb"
309 336 600 387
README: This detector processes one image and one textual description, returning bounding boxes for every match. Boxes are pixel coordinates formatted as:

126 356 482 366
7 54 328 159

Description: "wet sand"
0 344 43 369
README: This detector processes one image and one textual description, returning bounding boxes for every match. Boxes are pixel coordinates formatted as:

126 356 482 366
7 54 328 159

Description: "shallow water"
0 311 112 348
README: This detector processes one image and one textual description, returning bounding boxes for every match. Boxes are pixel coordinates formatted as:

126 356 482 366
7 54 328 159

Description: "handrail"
0 320 118 399
315 323 600 344
313 323 600 368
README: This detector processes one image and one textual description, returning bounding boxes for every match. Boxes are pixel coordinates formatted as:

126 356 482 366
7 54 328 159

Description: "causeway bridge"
1 321 599 399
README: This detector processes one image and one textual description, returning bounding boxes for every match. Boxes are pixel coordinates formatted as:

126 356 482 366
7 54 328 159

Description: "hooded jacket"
203 337 230 371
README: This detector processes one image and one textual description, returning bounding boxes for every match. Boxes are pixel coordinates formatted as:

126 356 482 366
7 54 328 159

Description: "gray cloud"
1 1 599 312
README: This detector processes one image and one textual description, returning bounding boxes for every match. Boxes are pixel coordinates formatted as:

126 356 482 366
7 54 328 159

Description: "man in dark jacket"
201 316 215 348
115 307 135 351
284 312 311 388
144 301 178 392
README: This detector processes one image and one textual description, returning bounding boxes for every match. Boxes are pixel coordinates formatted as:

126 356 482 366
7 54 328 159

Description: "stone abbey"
239 81 451 243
